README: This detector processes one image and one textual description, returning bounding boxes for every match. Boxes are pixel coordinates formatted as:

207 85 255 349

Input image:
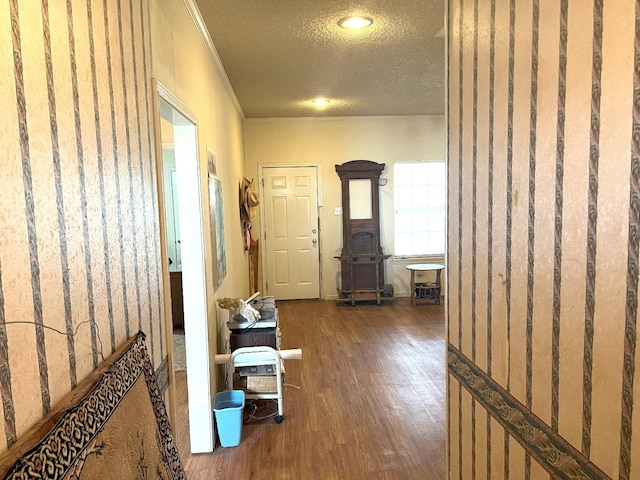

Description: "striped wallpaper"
0 0 164 453
448 0 640 478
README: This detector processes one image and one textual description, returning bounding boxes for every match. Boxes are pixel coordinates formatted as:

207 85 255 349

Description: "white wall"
244 115 445 299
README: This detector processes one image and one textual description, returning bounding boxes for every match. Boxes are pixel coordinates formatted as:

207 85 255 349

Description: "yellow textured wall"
243 115 445 299
149 0 247 300
0 0 162 451
149 0 248 395
448 0 640 478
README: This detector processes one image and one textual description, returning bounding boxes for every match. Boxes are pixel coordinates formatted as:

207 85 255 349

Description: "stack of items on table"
227 296 282 394
415 282 440 301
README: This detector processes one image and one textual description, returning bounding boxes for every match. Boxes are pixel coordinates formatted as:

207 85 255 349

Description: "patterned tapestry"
0 333 185 479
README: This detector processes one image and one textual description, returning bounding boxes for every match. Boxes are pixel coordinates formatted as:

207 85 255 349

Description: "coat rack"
334 160 392 305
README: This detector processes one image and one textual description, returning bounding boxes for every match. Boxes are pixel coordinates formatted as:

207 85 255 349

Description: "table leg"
435 269 442 305
410 270 416 307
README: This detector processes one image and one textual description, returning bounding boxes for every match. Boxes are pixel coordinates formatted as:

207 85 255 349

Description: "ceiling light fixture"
338 16 373 29
311 98 330 107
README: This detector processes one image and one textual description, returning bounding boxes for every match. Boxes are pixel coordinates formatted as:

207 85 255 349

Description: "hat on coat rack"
239 177 259 221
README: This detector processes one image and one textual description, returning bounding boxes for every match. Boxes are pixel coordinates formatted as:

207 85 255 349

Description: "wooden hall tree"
335 160 391 305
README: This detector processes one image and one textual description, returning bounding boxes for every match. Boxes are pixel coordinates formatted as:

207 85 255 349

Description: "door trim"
258 164 322 298
153 81 215 453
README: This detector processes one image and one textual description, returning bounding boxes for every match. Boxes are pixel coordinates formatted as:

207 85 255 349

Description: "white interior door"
262 166 320 299
163 165 182 272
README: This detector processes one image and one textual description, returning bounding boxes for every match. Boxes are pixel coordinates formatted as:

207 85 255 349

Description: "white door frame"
155 82 214 453
258 163 323 298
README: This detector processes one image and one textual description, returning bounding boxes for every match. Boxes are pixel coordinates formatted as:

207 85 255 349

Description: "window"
394 161 446 256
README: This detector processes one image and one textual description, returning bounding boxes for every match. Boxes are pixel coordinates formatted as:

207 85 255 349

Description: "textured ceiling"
194 0 445 118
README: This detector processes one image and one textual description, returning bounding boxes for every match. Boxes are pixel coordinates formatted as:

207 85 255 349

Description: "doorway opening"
157 85 215 453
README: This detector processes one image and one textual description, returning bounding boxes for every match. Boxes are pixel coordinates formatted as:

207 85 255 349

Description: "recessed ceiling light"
311 98 330 107
338 16 373 29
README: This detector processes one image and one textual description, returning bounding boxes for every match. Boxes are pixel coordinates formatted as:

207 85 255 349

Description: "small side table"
406 264 445 306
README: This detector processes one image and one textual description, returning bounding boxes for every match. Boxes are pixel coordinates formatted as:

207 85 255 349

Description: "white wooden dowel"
279 348 302 360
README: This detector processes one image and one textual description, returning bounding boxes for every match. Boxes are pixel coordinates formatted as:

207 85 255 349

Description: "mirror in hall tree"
348 179 372 219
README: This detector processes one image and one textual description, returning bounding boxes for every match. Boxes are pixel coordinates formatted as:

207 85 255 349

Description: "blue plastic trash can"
214 390 245 447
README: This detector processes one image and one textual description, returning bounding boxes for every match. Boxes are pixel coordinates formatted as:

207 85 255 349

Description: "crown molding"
182 0 245 119
243 114 445 123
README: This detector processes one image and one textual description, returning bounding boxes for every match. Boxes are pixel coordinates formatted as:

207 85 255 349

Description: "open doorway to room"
159 109 185 366
156 85 215 453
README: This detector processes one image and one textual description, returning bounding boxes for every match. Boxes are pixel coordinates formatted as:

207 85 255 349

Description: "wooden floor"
174 298 446 480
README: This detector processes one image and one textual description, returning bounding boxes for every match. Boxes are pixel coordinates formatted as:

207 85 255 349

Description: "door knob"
312 239 317 246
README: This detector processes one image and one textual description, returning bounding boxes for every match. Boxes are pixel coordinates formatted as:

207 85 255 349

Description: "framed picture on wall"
209 164 226 291
207 148 217 176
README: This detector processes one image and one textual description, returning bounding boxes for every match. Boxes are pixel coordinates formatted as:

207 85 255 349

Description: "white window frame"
393 160 446 260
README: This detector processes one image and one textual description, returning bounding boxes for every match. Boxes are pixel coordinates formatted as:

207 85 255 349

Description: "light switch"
335 207 342 215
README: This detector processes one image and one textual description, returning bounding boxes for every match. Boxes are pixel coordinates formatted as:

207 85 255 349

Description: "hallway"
175 298 446 479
